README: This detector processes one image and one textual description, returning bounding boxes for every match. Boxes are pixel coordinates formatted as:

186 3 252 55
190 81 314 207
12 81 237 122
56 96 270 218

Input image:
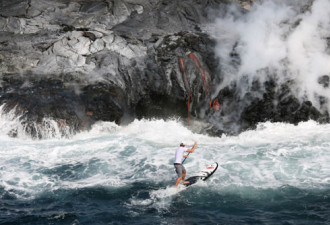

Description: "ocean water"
0 118 330 225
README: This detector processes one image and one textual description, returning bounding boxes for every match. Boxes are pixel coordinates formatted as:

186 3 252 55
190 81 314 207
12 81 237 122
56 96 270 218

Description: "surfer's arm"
186 142 197 153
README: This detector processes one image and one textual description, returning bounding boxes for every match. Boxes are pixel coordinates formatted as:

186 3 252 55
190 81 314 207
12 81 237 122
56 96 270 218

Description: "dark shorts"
174 163 186 177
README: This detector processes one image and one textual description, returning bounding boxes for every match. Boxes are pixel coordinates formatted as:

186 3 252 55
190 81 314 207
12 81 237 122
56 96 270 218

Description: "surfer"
174 142 197 187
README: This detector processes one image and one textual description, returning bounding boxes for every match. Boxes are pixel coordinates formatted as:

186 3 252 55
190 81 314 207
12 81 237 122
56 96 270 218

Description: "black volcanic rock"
0 74 129 138
0 0 328 138
318 75 330 88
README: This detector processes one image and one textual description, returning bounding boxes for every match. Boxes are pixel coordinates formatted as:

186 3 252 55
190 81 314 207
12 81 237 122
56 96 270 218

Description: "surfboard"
184 162 218 187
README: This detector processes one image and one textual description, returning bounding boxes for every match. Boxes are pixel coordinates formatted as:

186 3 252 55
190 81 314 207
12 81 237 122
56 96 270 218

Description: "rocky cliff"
0 0 328 138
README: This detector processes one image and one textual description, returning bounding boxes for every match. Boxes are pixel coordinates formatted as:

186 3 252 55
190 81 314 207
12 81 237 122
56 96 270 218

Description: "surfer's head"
180 142 185 147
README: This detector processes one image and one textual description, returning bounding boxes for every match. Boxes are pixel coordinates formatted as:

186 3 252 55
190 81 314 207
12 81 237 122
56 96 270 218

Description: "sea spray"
0 104 74 139
1 118 330 223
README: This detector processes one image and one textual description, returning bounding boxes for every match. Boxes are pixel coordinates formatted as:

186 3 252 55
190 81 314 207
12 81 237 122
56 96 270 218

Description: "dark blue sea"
1 119 330 224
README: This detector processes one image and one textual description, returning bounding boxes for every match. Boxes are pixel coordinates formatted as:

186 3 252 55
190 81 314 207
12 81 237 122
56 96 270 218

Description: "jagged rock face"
0 74 128 138
0 0 220 75
0 0 221 138
0 0 328 138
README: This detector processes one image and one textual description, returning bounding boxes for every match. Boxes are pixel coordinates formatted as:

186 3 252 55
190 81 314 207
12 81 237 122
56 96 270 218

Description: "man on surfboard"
174 141 197 187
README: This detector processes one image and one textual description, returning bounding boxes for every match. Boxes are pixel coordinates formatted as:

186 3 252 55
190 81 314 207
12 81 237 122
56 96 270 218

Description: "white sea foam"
1 118 329 208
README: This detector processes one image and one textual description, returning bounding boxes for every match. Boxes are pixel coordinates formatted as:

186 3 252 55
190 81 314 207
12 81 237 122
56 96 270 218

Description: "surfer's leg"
182 168 189 185
175 177 182 187
174 164 183 187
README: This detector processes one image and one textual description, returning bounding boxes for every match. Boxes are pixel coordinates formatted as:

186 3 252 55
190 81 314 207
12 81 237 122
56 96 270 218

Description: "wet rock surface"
0 74 129 138
0 0 328 138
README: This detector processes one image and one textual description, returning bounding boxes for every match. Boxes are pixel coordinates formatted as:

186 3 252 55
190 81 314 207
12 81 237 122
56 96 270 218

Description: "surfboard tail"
184 162 218 187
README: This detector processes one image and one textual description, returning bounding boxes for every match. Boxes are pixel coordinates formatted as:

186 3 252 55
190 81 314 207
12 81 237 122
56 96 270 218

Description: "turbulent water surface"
1 119 330 225
1 0 330 224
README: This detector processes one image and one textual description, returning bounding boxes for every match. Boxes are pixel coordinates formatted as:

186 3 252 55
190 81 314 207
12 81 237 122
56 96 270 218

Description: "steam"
212 0 330 111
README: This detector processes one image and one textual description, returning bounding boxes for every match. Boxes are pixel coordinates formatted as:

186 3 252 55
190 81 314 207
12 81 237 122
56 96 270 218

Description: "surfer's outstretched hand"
188 142 197 153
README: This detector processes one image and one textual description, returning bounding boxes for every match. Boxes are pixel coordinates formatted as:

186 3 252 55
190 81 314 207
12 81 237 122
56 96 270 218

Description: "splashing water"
0 104 74 139
1 1 330 223
1 117 330 224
